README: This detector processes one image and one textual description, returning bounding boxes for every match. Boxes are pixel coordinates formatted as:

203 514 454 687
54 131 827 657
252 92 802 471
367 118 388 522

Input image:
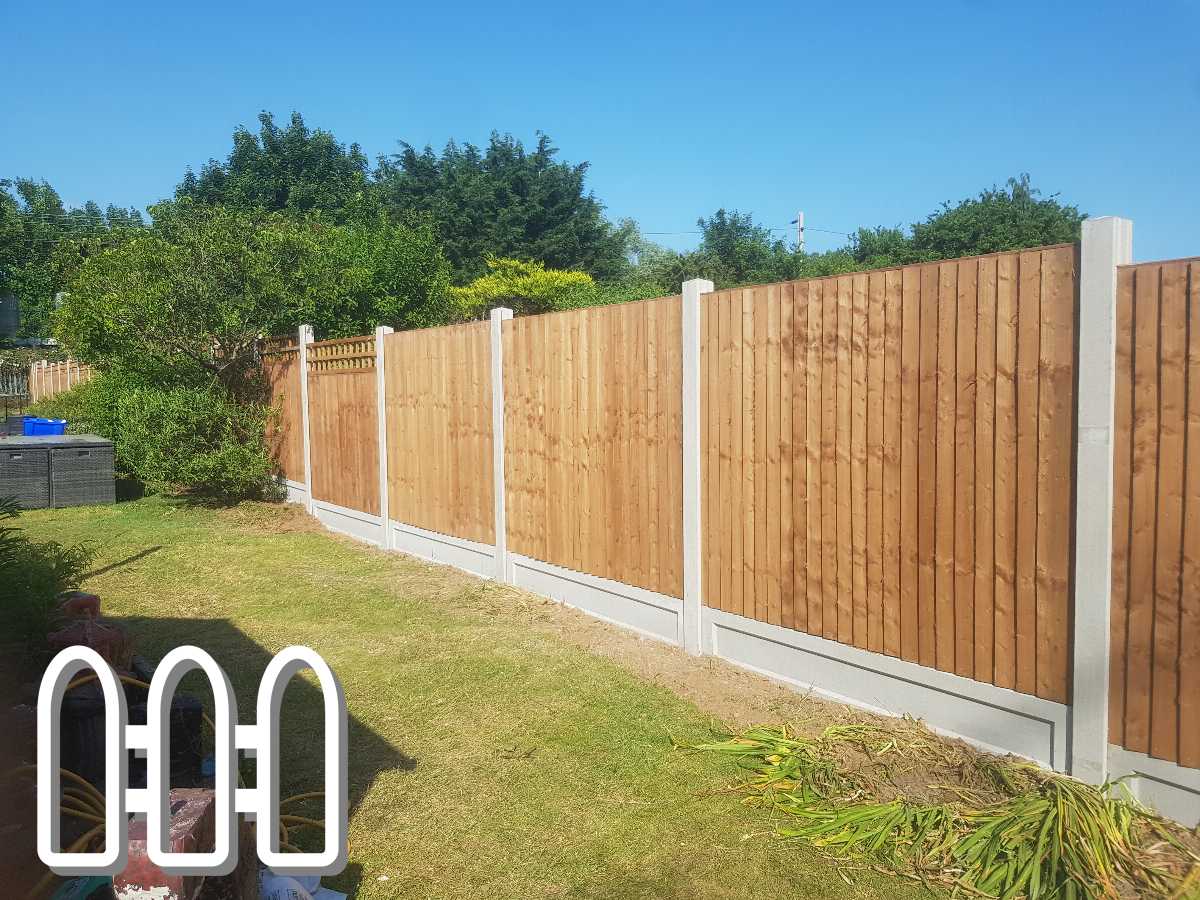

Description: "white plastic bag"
259 869 347 900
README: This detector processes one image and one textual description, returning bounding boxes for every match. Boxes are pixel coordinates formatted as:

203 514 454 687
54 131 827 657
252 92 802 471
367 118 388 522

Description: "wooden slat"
766 285 783 627
1125 265 1159 753
781 282 797 630
754 288 769 623
836 276 854 644
866 271 885 653
900 267 922 663
787 282 805 632
1014 251 1042 696
882 270 903 657
808 281 826 633
722 292 738 613
1150 263 1187 759
994 253 1020 690
955 259 977 679
738 290 754 617
1034 246 1075 703
851 274 869 649
918 264 939 668
974 258 998 685
934 262 958 674
1110 268 1135 746
822 279 839 640
1181 262 1200 768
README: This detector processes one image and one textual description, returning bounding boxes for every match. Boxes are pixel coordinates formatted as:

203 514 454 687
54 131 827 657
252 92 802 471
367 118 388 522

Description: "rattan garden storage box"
48 437 115 507
0 442 50 508
0 435 115 509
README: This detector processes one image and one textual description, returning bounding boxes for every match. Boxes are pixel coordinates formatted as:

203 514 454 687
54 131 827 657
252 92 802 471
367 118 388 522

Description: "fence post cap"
490 307 514 322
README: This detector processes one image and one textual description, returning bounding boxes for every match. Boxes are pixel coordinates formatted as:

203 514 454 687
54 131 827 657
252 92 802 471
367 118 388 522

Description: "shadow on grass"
82 545 161 579
112 614 415 823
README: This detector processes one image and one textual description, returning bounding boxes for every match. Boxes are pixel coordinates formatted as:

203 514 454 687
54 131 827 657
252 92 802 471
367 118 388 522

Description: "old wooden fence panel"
261 339 305 484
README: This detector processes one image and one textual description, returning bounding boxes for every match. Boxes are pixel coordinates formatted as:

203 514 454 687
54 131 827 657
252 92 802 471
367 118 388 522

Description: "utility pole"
790 211 805 252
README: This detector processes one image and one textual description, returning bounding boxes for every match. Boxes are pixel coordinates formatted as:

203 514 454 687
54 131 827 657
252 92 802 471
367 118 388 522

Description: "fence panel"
701 245 1078 701
307 337 380 516
383 322 494 544
261 339 304 483
28 360 95 403
1110 258 1200 767
503 296 683 597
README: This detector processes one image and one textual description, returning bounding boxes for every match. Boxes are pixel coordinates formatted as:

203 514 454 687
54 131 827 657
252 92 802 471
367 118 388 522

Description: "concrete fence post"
1071 216 1133 784
298 324 315 514
490 307 514 583
681 278 714 654
375 326 394 549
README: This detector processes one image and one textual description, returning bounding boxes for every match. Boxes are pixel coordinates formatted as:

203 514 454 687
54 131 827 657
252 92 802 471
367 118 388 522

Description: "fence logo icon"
37 644 348 877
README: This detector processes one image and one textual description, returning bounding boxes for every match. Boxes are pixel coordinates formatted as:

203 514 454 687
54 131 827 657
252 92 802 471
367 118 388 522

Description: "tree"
907 175 1084 261
176 111 370 221
0 179 143 338
54 201 451 393
447 257 595 319
374 133 633 282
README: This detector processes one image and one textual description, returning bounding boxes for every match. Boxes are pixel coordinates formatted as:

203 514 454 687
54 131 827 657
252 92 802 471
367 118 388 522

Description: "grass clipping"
688 724 1199 899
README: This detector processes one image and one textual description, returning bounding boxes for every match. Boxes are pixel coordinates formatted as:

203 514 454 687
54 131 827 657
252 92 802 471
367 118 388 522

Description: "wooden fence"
503 298 683 597
261 232 1200 821
29 359 96 403
307 337 380 516
383 323 494 545
261 338 305 483
701 246 1078 703
1110 258 1200 767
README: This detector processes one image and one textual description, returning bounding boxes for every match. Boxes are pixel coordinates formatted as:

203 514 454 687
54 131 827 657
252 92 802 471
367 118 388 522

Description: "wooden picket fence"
262 234 1200 819
28 359 96 403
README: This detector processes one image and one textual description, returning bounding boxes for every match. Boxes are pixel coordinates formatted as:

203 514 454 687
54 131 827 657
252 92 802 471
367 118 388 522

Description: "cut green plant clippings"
687 725 1200 899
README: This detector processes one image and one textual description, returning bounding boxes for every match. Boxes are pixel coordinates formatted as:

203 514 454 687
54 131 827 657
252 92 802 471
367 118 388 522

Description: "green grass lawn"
21 497 940 899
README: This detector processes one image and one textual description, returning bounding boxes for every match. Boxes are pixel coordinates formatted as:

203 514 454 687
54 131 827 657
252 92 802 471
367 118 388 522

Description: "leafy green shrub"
447 257 596 318
0 497 95 657
29 375 275 499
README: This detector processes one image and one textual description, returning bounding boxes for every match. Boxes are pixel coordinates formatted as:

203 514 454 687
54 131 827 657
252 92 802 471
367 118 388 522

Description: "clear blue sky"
2 0 1196 261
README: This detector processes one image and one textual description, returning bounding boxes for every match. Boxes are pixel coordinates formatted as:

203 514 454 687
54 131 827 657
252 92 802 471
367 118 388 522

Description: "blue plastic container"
22 417 67 436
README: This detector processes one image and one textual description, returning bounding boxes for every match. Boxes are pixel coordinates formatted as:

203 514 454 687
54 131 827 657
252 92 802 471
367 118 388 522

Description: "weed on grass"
687 724 1200 898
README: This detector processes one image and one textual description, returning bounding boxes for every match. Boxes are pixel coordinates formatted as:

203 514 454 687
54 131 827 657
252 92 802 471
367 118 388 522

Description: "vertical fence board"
974 258 997 685
900 267 921 663
822 280 839 640
1150 264 1186 760
935 262 958 674
882 270 904 657
1034 246 1076 703
851 273 870 649
1015 251 1042 696
1126 266 1160 753
955 260 978 679
1110 268 1135 745
867 271 886 653
781 283 797 630
1182 263 1200 768
918 265 939 668
807 281 825 633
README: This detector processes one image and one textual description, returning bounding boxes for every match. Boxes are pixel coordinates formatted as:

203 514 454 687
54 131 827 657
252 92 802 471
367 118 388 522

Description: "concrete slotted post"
297 324 315 514
490 307 514 583
375 326 394 549
1071 216 1133 784
681 278 714 654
